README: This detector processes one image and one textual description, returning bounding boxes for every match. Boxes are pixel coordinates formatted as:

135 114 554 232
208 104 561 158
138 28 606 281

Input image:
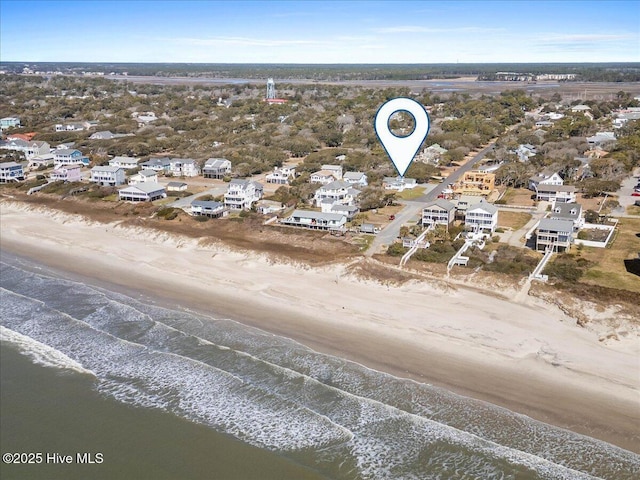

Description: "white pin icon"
375 98 430 177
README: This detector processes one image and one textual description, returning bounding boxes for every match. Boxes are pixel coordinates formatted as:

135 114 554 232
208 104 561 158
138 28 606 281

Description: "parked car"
389 215 395 220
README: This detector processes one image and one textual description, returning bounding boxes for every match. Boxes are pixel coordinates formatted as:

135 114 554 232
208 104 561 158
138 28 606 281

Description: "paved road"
366 141 497 256
612 169 640 217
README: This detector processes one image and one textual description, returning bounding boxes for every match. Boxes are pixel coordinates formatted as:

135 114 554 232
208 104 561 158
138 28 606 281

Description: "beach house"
281 210 347 231
0 117 21 130
549 202 584 231
265 165 296 184
50 164 82 183
0 161 25 182
223 179 263 210
343 171 368 187
313 180 360 208
118 183 166 202
128 169 158 185
422 199 456 227
54 148 90 167
140 157 171 173
535 218 574 252
108 156 140 169
465 199 498 233
529 171 563 191
168 158 200 177
202 158 232 179
190 200 227 218
383 176 417 191
90 165 126 186
535 185 576 204
310 165 343 184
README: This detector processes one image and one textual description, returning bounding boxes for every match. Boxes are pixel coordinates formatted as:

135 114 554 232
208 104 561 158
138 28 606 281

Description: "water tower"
266 78 276 100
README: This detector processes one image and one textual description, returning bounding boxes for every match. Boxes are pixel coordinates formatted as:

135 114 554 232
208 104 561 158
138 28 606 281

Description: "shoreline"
1 201 639 453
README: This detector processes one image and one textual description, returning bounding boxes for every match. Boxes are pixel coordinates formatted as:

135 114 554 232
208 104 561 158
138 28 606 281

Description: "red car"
389 215 396 220
631 192 640 197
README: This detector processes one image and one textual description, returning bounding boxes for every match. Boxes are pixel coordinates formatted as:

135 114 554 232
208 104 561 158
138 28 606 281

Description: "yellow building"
451 170 495 196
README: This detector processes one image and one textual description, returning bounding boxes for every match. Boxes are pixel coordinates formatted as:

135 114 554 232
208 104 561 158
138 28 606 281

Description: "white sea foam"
0 325 95 376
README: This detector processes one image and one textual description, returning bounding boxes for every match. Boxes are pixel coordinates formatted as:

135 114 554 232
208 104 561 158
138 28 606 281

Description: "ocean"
1 254 638 480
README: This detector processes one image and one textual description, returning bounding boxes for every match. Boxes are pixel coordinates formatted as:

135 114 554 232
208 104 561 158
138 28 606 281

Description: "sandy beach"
1 200 638 453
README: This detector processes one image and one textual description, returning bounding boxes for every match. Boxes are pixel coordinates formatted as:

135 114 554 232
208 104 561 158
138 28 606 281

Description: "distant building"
108 156 140 169
342 171 368 187
265 165 296 185
140 157 171 173
383 176 417 191
128 169 158 185
168 158 200 177
0 117 21 130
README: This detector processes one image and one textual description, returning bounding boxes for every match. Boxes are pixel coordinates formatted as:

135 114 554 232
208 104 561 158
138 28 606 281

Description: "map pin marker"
375 98 430 177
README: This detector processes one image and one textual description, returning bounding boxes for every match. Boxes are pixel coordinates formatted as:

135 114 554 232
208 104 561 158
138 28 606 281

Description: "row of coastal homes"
422 198 498 233
139 157 200 177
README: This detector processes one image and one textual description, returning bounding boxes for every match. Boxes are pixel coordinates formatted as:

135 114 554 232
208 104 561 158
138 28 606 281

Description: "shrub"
157 207 179 220
386 242 406 257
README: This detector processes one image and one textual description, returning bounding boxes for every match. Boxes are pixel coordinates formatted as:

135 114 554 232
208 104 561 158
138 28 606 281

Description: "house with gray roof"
281 210 347 231
191 200 227 218
118 182 166 202
90 165 126 186
549 202 583 230
224 179 263 210
314 180 360 208
535 218 574 252
140 157 171 172
528 171 563 191
422 199 456 227
465 199 498 233
343 171 368 187
203 158 232 179
108 156 140 169
0 161 25 182
128 169 158 185
168 158 200 177
535 185 576 203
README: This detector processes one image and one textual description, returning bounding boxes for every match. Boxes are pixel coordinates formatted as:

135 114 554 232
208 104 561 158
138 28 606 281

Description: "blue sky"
1 0 638 63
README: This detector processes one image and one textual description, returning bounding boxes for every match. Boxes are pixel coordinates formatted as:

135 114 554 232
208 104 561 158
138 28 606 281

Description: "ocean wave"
1 259 638 479
0 324 95 376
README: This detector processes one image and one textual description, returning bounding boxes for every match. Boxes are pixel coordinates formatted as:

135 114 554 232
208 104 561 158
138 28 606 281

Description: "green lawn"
579 217 640 293
396 186 426 200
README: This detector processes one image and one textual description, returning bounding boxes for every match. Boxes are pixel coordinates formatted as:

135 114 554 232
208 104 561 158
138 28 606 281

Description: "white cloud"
372 25 503 34
170 36 329 48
